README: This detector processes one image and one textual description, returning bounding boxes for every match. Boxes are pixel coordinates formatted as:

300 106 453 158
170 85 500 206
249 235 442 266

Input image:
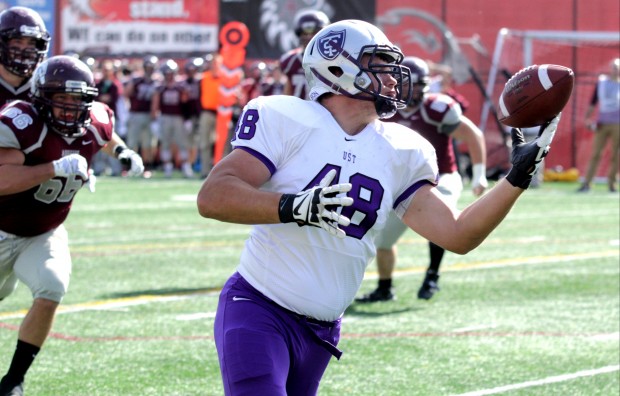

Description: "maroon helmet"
143 55 158 72
401 56 430 106
31 55 98 137
160 59 178 75
0 6 50 78
293 10 330 37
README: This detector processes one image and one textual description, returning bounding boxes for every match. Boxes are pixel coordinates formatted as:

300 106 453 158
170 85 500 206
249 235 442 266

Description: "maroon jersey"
182 76 201 119
391 93 462 174
0 101 114 236
279 47 307 99
157 82 186 116
0 77 32 108
128 76 158 113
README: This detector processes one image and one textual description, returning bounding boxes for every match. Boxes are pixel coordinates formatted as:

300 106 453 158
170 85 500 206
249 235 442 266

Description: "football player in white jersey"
197 19 561 396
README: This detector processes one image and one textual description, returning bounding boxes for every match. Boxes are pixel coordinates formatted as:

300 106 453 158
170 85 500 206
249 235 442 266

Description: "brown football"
498 64 574 128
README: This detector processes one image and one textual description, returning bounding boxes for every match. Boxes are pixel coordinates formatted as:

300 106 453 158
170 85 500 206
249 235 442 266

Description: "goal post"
480 29 619 173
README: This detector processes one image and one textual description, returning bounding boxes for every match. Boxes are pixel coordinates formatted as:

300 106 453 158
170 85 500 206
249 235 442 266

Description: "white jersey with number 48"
231 95 438 321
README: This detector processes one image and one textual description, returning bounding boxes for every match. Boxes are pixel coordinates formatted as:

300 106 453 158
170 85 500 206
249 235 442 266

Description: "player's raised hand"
506 114 561 189
278 169 353 238
52 153 88 180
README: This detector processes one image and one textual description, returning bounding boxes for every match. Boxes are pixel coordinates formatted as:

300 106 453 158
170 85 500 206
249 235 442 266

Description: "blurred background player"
279 9 330 99
0 55 143 396
239 61 269 105
356 56 488 303
181 56 204 169
125 55 161 177
92 59 126 176
198 53 220 178
151 59 193 178
261 63 287 96
578 57 620 193
0 6 50 105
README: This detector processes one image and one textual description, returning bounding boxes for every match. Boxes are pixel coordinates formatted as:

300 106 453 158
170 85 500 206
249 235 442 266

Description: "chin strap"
375 98 397 119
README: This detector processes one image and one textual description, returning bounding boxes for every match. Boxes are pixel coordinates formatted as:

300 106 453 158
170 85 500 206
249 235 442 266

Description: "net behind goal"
480 29 619 176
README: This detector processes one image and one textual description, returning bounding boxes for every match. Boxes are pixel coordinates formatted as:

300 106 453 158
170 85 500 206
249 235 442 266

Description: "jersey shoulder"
0 100 44 148
255 95 322 123
89 101 115 141
379 120 435 152
241 95 325 144
279 48 303 71
421 93 462 131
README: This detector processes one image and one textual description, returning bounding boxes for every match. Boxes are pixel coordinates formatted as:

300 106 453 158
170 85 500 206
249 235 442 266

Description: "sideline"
453 365 620 396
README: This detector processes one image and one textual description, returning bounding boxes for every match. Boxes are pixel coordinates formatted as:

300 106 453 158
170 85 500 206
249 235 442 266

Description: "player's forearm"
453 178 522 252
0 163 55 195
197 175 281 224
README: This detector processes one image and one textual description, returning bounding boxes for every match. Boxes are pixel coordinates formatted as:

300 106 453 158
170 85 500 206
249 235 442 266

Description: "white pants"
0 225 71 302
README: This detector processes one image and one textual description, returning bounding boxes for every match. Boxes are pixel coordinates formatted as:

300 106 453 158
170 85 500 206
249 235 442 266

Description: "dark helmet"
401 56 430 106
184 56 204 73
31 55 98 138
0 6 50 78
143 55 158 71
293 10 330 37
160 59 178 75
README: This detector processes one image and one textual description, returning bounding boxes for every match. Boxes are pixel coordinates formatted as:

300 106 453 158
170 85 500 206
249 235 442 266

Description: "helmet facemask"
0 32 49 78
37 91 96 138
352 46 412 119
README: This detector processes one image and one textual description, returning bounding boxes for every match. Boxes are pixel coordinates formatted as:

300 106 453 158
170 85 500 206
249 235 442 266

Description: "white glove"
116 147 145 176
86 169 96 192
471 163 488 196
278 169 354 238
52 153 88 179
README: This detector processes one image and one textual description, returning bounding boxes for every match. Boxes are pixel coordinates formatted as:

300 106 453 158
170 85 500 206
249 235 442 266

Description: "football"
498 64 574 128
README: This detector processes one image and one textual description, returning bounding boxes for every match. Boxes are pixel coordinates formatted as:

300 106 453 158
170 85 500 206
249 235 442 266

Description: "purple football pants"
214 272 342 396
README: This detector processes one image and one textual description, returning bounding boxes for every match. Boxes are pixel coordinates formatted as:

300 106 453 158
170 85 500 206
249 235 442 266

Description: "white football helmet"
302 19 411 119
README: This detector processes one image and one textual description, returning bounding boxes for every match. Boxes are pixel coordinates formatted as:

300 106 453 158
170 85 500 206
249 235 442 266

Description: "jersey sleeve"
0 120 19 149
230 96 291 175
0 101 45 151
89 101 115 143
381 121 438 218
422 93 463 135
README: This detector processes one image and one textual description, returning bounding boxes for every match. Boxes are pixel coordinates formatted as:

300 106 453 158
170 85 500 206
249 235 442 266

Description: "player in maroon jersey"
125 55 161 174
151 59 193 178
0 6 50 107
0 55 143 395
355 56 489 303
279 9 329 99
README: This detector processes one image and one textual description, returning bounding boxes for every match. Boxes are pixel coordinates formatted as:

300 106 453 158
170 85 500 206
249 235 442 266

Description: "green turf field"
1 174 618 395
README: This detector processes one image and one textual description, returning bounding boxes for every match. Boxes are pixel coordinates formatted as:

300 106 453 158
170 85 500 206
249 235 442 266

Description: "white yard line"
0 291 218 320
454 365 620 396
1 251 617 320
362 250 620 280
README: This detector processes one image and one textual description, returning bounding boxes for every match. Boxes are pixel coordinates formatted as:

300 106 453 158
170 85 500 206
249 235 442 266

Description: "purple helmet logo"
318 30 346 60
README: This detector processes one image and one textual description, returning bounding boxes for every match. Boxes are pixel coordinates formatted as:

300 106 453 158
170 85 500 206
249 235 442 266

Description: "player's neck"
321 95 377 135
